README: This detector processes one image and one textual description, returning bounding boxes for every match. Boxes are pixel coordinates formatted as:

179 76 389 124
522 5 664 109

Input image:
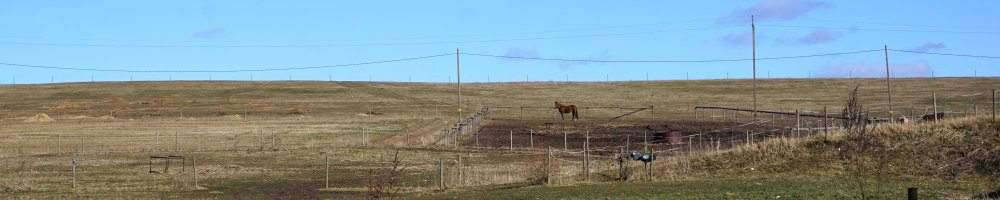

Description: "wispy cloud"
817 61 931 78
191 28 227 39
721 30 755 46
718 0 832 24
909 43 945 52
558 51 611 68
794 29 841 44
501 48 540 61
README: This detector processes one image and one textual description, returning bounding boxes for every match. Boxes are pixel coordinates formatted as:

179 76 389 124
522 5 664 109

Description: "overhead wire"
0 53 453 73
460 49 882 63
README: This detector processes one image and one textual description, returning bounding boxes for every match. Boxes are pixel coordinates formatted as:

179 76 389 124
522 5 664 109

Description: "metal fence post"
933 93 938 122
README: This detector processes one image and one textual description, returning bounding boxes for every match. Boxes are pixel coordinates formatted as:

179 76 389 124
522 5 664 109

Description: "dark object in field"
620 152 656 163
554 101 579 121
921 113 946 122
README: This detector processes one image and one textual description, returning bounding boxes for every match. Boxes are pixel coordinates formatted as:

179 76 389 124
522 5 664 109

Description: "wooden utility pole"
457 49 462 127
752 15 758 121
933 93 938 122
885 45 894 123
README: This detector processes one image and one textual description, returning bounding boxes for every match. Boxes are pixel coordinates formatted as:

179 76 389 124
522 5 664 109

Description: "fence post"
155 132 159 152
406 128 410 147
650 106 655 120
933 92 938 122
530 129 534 149
824 106 829 141
509 131 513 151
439 158 444 191
175 132 179 151
72 157 77 188
564 131 568 151
795 110 801 138
585 130 590 182
193 156 198 188
57 135 61 155
458 155 463 187
643 130 648 153
325 156 329 189
546 147 551 185
271 129 275 149
993 89 996 122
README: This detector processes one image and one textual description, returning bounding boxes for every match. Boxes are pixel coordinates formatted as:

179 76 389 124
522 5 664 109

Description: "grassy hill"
0 78 997 199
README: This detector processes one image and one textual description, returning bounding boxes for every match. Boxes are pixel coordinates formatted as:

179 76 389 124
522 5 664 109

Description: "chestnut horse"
554 101 579 121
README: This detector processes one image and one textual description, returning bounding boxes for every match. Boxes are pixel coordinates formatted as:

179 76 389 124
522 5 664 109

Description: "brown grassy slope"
666 116 999 186
1 77 996 119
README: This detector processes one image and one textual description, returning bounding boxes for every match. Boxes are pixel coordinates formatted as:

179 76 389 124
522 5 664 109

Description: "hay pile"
96 115 115 120
68 115 93 119
106 98 127 103
24 114 54 122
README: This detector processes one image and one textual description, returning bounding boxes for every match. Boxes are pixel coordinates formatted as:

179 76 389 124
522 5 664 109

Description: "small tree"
365 150 406 200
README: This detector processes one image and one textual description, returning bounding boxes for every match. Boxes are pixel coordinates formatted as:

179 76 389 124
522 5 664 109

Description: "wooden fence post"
72 157 77 188
406 128 410 147
585 130 590 182
193 156 198 188
530 129 534 149
795 110 801 138
57 135 61 155
546 147 551 185
325 156 329 189
824 106 829 140
509 130 513 151
933 93 938 122
563 131 568 151
458 155 463 187
155 132 159 152
439 158 444 190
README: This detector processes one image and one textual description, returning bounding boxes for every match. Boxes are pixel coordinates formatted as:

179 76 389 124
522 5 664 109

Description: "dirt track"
467 118 788 154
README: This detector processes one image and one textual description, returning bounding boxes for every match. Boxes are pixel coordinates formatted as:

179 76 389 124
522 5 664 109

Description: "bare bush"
365 150 406 200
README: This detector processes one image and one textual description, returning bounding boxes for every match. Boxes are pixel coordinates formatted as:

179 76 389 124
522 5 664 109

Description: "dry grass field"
0 77 997 199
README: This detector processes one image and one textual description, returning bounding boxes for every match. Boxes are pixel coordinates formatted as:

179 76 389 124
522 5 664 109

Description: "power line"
889 49 1000 59
0 53 452 73
461 49 882 63
757 24 1000 34
0 26 742 48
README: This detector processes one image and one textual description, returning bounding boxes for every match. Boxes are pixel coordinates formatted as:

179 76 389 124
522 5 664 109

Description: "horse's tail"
571 105 579 119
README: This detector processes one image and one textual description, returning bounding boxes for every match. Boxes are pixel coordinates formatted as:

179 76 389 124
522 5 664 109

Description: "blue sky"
1 0 998 84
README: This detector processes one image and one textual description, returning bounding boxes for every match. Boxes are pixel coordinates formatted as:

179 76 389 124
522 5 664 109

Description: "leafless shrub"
365 150 406 200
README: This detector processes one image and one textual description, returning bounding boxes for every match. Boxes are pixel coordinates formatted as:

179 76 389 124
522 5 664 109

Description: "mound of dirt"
96 115 115 120
106 97 127 103
224 115 242 120
24 114 54 122
135 99 180 105
68 115 93 119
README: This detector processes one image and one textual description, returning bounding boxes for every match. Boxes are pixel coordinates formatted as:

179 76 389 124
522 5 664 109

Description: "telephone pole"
752 15 758 121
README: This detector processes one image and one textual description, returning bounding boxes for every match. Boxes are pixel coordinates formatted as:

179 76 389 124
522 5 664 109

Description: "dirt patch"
248 103 272 107
68 115 93 119
134 99 180 105
223 115 242 120
96 115 115 120
221 97 238 103
24 114 54 122
105 97 127 103
45 102 85 110
470 119 783 154
0 103 8 108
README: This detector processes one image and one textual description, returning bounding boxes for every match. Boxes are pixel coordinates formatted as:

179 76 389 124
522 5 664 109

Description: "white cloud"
909 43 945 52
718 0 832 24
